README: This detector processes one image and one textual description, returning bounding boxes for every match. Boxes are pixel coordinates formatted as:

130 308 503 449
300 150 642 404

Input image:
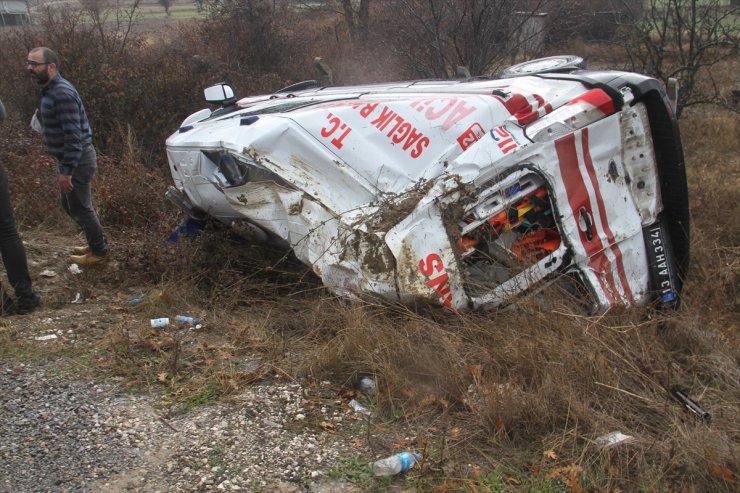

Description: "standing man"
26 47 108 266
0 97 41 315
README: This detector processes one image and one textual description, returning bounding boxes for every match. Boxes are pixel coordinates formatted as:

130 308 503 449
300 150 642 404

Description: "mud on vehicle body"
166 55 689 312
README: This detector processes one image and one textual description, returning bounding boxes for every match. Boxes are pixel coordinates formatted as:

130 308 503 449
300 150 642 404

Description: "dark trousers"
0 165 34 299
60 145 108 256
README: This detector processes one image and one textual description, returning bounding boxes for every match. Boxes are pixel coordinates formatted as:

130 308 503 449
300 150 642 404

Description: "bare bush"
0 3 204 161
544 0 643 43
612 0 739 117
200 0 314 84
376 0 564 78
0 1 318 165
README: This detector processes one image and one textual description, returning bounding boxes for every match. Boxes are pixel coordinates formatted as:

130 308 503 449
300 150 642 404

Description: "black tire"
500 55 585 77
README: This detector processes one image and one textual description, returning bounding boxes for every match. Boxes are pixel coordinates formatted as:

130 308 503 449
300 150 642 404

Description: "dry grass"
70 201 736 491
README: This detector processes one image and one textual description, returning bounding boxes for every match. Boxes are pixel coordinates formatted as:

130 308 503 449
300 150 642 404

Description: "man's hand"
59 174 73 193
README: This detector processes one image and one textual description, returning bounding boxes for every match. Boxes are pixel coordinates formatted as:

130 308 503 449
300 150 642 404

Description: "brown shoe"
69 252 109 266
71 246 91 255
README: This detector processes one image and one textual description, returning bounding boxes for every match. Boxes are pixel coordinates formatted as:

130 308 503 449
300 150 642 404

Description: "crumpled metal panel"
166 68 683 311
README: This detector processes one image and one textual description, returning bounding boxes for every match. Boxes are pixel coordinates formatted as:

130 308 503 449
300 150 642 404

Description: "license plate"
644 222 680 307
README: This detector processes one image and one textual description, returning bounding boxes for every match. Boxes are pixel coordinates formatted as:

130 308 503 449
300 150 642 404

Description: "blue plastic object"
166 218 205 242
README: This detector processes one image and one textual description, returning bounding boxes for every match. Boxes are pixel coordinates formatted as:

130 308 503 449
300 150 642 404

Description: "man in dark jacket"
0 97 41 315
27 47 108 266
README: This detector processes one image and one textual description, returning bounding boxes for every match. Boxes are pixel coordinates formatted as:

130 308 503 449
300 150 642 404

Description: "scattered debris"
40 270 57 278
595 431 635 450
358 377 376 395
348 399 371 416
671 387 712 423
166 217 205 243
68 264 82 275
34 334 58 341
150 317 170 328
127 296 145 304
175 315 198 326
372 451 420 476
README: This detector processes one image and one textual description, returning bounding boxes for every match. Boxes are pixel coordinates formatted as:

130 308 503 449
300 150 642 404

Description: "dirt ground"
0 229 382 493
3 229 141 335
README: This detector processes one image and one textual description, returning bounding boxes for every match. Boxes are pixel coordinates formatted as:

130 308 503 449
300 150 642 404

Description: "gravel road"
0 235 398 492
0 361 371 492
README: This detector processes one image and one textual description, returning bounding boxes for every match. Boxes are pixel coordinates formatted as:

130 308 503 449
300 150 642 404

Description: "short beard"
32 71 50 86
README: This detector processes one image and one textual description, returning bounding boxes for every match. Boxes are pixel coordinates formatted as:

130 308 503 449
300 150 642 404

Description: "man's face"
26 52 52 86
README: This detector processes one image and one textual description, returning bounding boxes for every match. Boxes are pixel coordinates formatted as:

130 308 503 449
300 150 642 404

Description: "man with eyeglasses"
26 47 109 266
0 97 41 315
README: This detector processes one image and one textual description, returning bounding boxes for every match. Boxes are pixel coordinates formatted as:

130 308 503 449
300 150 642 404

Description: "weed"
325 455 374 488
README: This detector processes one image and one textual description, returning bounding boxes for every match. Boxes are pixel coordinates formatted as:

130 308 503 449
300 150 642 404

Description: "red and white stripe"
493 91 553 126
555 129 635 306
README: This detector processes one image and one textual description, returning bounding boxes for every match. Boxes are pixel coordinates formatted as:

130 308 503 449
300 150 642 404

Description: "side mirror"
204 83 236 106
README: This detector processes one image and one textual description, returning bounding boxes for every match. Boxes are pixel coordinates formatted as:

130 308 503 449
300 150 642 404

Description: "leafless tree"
613 0 739 116
379 0 560 79
295 0 373 46
159 0 171 16
60 0 144 57
341 0 371 43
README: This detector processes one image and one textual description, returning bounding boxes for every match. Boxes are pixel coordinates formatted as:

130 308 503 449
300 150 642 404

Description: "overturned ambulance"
165 55 689 312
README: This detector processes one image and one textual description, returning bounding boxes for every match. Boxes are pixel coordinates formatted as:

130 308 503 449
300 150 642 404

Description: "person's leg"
0 166 34 298
62 146 108 256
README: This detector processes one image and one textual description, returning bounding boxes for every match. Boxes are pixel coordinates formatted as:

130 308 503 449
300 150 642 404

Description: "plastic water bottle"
372 452 420 477
358 377 376 395
150 317 170 328
175 315 199 326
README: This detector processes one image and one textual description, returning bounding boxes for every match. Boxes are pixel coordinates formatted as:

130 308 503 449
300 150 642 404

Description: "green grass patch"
136 5 205 20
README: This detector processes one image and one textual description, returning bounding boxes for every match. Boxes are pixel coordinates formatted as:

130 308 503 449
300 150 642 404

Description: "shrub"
0 1 321 168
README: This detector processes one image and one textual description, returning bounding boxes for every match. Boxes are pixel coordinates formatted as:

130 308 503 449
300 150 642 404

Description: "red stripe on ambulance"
555 134 621 304
580 129 634 303
493 91 550 126
567 89 615 115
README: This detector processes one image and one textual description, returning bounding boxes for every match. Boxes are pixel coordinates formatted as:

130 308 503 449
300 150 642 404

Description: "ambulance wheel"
500 55 585 77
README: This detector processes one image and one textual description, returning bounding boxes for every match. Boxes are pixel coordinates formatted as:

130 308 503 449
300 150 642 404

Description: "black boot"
14 292 41 315
1 287 15 315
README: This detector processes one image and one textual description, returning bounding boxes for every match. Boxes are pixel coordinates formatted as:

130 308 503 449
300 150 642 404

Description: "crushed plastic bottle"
150 317 170 328
372 452 420 477
175 315 199 326
358 376 376 395
349 399 371 416
594 431 634 450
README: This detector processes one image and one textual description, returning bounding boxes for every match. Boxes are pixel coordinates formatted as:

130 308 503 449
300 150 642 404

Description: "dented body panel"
166 59 689 311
